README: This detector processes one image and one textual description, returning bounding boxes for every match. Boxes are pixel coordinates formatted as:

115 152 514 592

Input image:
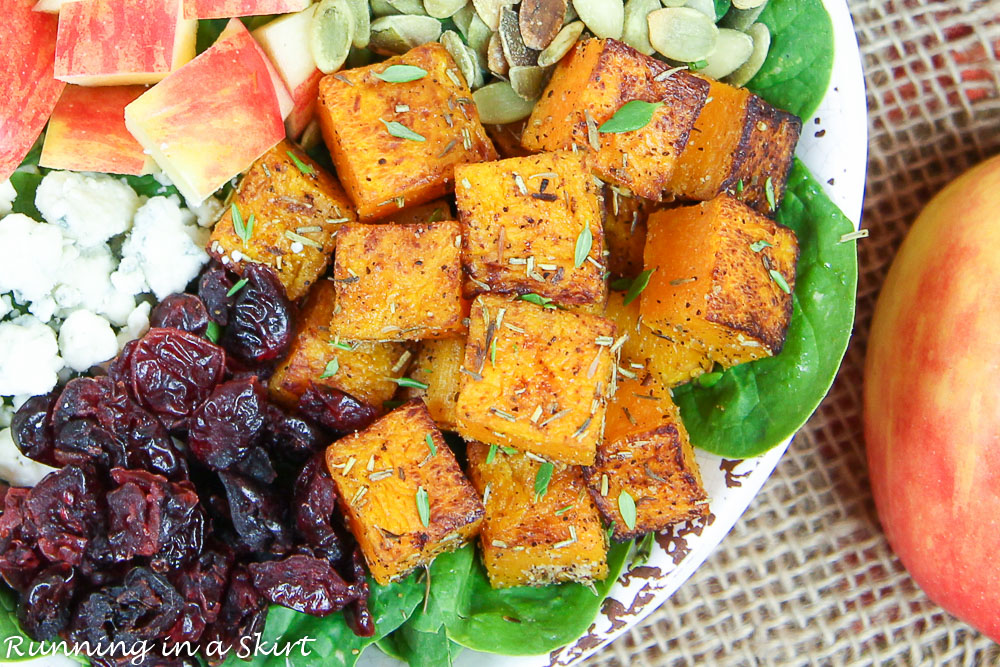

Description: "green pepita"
345 0 370 47
370 0 400 16
473 81 538 124
388 0 428 15
472 0 510 30
424 0 467 18
369 15 443 55
509 64 550 100
732 0 767 9
518 0 568 50
647 7 719 63
621 0 661 55
719 2 766 30
309 0 356 73
441 30 480 88
536 19 584 66
699 27 753 79
684 0 716 19
572 0 623 39
466 13 493 65
452 2 477 34
499 6 538 67
725 21 770 86
487 31 509 76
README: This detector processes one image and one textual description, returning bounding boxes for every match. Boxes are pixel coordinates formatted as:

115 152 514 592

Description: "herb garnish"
765 177 776 211
390 377 429 390
205 321 221 343
618 490 637 531
231 203 253 247
750 240 773 253
375 64 428 83
425 433 437 457
574 224 592 268
320 358 339 379
534 462 554 501
518 293 556 309
226 278 248 297
381 118 426 142
486 443 498 464
598 100 663 134
769 268 791 294
623 269 654 305
286 151 315 175
416 486 430 527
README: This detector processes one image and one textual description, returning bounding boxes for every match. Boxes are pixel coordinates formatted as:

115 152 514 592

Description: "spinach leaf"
120 174 181 199
377 625 463 667
8 173 43 220
672 159 858 459
713 0 730 21
747 0 834 120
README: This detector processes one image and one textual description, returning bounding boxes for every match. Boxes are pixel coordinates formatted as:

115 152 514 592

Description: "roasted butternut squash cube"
583 378 708 540
603 187 650 280
381 198 452 225
454 295 615 465
466 441 608 588
325 400 485 584
400 337 465 430
521 39 709 201
268 280 411 409
640 195 798 368
317 43 497 221
209 140 355 301
669 77 802 215
485 120 532 159
604 290 710 387
456 151 607 307
331 221 465 341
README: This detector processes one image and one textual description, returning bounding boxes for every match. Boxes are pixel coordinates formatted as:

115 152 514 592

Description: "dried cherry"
248 554 357 616
171 542 233 625
344 547 375 638
17 563 76 641
188 378 267 471
127 328 227 431
10 391 58 466
221 263 293 365
263 406 325 465
198 264 234 326
296 384 378 435
150 294 210 336
202 566 267 662
293 454 343 562
25 466 101 566
218 472 292 554
0 488 42 592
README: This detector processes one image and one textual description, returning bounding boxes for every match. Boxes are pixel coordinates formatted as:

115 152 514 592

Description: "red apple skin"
0 0 65 182
182 0 309 19
124 18 285 204
219 19 293 121
251 6 320 138
865 154 1000 641
40 85 153 175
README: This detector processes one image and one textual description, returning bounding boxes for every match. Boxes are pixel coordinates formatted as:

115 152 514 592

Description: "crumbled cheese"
114 196 210 301
0 296 10 321
0 214 65 319
0 427 58 487
0 315 62 397
117 301 152 350
35 171 140 247
0 179 15 216
58 310 118 372
51 244 136 326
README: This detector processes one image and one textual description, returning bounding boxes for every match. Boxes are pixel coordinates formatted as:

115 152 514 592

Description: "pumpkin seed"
473 0 511 30
562 1 577 22
425 0 466 18
720 2 765 30
310 0 356 73
500 6 538 67
346 0 370 47
725 21 770 86
572 0 623 39
509 64 550 100
452 2 476 34
699 28 752 79
685 0 716 19
369 15 442 54
647 7 718 63
659 0 687 5
732 0 766 8
621 0 660 55
519 0 567 50
537 19 584 66
441 30 479 88
466 13 493 65
487 31 509 76
387 0 428 14
370 0 400 16
473 81 538 123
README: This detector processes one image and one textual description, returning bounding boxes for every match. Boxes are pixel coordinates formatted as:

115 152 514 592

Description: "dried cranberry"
293 454 343 562
171 542 233 625
165 601 207 645
222 263 293 365
218 472 292 554
10 391 58 466
70 567 183 652
127 328 227 431
230 446 276 485
106 469 204 571
198 264 235 326
188 378 267 471
264 406 325 464
202 566 267 662
107 338 139 384
26 466 101 566
150 294 210 336
0 488 43 592
17 563 76 641
248 554 357 616
296 384 378 435
344 547 375 638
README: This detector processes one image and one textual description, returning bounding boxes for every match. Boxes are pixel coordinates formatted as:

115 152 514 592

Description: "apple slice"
32 0 81 13
124 18 286 204
40 85 153 175
252 5 323 138
182 0 310 19
0 0 65 182
54 0 197 85
220 19 294 121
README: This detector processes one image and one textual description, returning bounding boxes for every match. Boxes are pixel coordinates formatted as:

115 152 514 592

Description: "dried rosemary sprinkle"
839 229 869 243
513 172 528 195
369 470 393 482
600 474 609 496
437 138 458 158
584 109 601 150
285 231 324 249
343 457 357 476
490 407 517 422
539 409 570 428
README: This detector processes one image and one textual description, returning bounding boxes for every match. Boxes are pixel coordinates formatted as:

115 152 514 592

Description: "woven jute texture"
585 1 1000 665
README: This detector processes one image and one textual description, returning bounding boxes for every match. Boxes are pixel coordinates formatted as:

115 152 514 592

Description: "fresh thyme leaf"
320 358 340 379
623 269 654 305
534 462 554 500
769 268 791 294
618 490 637 531
416 486 430 527
750 240 773 253
205 321 221 343
486 444 498 464
500 446 518 456
688 59 708 70
226 278 249 297
381 118 426 142
698 371 724 388
765 176 776 211
598 100 663 134
633 531 655 566
375 64 429 83
231 203 252 246
391 377 430 390
425 433 437 457
574 224 593 268
287 151 315 175
330 340 355 351
517 293 556 309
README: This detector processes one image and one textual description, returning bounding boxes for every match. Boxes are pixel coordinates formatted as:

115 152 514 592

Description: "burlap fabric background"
584 1 1000 664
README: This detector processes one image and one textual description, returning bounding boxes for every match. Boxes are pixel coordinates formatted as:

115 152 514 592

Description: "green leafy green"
8 173 43 220
672 160 858 458
376 625 462 667
713 0 731 21
121 174 180 198
747 0 834 120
